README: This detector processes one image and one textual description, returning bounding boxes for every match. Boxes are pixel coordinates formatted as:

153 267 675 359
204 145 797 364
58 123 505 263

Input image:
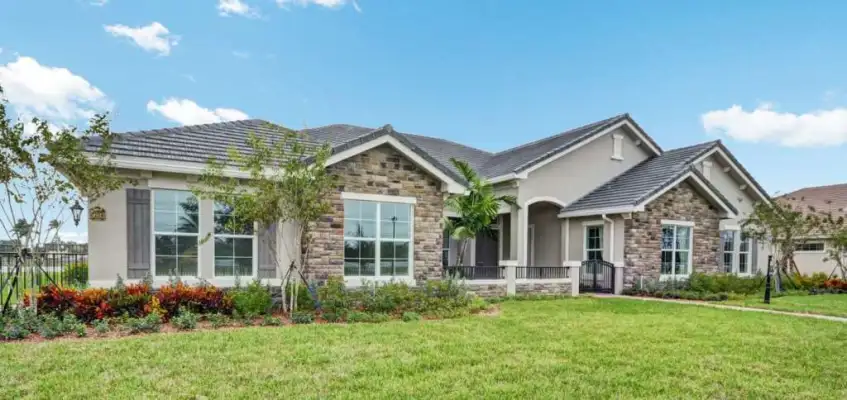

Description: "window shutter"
258 223 278 278
126 189 151 279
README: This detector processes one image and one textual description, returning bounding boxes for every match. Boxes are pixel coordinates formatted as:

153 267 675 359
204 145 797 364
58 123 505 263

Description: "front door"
475 232 498 267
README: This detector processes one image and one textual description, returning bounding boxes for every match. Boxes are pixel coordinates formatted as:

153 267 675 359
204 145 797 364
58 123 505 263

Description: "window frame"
738 233 751 275
150 189 200 278
795 242 826 253
341 192 415 283
583 223 604 261
660 220 694 280
211 201 258 279
721 230 735 273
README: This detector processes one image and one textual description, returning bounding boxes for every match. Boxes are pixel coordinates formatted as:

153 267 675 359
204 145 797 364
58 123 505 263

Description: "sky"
2 0 847 242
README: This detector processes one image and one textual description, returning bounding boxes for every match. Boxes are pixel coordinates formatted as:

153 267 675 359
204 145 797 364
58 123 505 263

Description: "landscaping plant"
171 307 199 330
230 280 272 316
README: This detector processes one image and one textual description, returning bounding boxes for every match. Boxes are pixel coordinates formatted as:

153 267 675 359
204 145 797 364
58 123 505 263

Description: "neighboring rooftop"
780 183 847 215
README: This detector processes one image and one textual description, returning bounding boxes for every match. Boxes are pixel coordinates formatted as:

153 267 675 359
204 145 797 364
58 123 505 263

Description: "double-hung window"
721 230 735 273
343 199 412 278
720 229 752 275
585 225 604 261
661 222 692 279
738 233 751 274
213 201 255 278
152 190 199 277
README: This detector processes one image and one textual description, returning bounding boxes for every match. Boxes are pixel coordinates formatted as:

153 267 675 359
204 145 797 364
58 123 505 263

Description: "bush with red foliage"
155 282 232 319
823 278 847 292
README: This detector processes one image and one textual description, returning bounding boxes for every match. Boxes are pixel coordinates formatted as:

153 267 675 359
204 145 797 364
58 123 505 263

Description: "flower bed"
1 277 493 342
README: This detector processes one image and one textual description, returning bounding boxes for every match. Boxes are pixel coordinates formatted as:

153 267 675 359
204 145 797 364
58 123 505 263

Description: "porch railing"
443 266 505 280
516 266 570 280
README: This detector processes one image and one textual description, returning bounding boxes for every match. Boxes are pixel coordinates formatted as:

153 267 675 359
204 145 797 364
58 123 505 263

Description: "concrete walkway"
596 294 847 323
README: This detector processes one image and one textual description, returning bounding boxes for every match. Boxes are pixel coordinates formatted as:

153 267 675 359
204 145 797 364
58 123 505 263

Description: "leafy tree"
443 159 517 267
819 207 847 278
193 126 336 312
743 199 821 282
0 84 130 310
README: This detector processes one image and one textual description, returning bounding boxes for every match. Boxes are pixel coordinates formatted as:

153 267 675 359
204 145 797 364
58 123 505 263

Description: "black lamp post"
764 255 773 304
70 200 84 227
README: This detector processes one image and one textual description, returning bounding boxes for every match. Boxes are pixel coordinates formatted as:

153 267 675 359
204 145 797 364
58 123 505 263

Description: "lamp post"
764 255 773 304
70 200 84 227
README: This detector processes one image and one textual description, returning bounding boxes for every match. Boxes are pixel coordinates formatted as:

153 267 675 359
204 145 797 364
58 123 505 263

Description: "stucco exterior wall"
517 127 652 206
563 215 624 263
623 181 721 286
307 144 445 284
528 203 561 266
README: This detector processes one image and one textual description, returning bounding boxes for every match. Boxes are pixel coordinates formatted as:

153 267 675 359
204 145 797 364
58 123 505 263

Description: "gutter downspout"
602 214 614 263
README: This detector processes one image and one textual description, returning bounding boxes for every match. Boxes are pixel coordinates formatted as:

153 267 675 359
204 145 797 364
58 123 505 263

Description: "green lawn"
2 298 846 399
725 293 847 318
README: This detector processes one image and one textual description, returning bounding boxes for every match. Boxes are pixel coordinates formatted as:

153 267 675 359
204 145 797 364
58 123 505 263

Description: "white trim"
516 119 662 178
795 241 826 253
327 135 465 194
702 160 713 180
527 224 535 266
692 147 770 205
612 133 624 161
150 189 203 278
558 206 635 219
583 224 604 261
523 196 568 209
344 276 416 288
660 219 694 227
211 203 259 279
89 278 284 288
95 154 246 178
581 220 604 226
341 192 417 204
342 199 415 280
563 218 570 261
723 224 741 231
147 178 191 191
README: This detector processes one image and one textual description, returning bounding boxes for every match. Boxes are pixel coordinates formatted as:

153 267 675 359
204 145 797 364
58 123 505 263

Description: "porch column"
614 262 624 294
510 205 527 266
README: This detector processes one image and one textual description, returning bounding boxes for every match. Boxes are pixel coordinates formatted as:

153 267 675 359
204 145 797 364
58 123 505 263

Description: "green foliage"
93 319 110 335
321 311 342 323
234 311 258 326
346 311 372 323
290 311 314 324
171 307 199 330
622 287 729 302
124 313 162 334
2 322 31 340
37 315 63 338
231 280 273 316
287 283 318 311
401 312 421 322
206 313 231 329
687 273 764 295
743 199 821 275
261 316 282 326
443 159 518 265
64 262 89 288
317 276 350 314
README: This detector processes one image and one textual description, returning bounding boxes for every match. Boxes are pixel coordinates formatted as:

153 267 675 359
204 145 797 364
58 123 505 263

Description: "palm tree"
444 159 518 267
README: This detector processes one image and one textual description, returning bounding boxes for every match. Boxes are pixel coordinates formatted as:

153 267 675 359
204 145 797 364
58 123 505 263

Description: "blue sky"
2 0 846 241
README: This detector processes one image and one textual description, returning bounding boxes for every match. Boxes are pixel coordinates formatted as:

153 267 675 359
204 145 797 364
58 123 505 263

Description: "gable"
695 154 757 217
518 126 653 206
329 144 445 197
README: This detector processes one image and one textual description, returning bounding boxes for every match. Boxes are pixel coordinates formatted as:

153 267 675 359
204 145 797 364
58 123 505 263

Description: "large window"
213 201 255 277
661 223 692 279
343 199 412 278
796 242 825 252
153 190 199 277
738 233 751 274
585 225 603 261
722 230 735 273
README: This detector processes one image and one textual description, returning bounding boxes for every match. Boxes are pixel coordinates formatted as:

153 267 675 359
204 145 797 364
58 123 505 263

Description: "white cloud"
232 50 251 59
58 231 88 243
702 104 847 147
182 74 196 83
0 56 110 121
276 0 359 11
104 22 179 56
146 98 248 126
90 0 108 6
218 0 261 17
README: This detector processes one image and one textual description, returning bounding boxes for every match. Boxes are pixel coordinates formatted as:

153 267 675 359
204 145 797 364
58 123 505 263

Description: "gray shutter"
258 223 278 278
126 189 151 279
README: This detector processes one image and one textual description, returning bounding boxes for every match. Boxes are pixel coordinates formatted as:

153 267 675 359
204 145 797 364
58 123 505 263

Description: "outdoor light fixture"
71 200 84 227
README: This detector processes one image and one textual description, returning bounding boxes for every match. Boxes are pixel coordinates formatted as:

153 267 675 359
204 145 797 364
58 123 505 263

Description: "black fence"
579 259 615 293
443 266 505 280
516 266 570 280
1 251 89 313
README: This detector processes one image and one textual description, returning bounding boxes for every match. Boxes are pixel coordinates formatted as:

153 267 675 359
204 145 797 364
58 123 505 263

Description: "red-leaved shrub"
824 278 847 291
155 282 232 319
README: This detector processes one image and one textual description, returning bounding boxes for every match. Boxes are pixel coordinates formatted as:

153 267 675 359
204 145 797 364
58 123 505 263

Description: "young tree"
0 85 129 310
819 209 847 278
443 159 517 267
192 127 336 312
743 199 821 282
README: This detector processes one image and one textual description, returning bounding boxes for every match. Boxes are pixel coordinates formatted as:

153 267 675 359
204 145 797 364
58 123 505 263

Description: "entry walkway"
597 294 847 323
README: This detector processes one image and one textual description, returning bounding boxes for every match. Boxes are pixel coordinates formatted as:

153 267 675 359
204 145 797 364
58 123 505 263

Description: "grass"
724 293 847 318
2 298 846 399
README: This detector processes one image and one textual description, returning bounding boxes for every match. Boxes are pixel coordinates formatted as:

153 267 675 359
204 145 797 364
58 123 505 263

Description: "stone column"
509 205 527 266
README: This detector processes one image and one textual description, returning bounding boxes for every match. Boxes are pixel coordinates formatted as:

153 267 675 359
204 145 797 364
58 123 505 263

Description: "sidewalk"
597 294 847 323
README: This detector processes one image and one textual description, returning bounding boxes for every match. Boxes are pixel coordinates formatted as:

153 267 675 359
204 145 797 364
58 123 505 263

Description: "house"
83 113 771 294
780 183 847 277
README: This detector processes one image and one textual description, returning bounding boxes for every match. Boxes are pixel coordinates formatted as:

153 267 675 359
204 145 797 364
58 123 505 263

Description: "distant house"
781 183 847 277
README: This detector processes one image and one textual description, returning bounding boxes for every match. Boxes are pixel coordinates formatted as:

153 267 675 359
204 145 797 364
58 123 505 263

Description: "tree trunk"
456 238 469 266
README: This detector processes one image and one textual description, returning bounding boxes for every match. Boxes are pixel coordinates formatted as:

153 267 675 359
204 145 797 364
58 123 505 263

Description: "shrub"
206 313 231 328
401 311 421 322
37 315 63 339
291 311 314 324
317 276 349 315
346 311 371 323
60 314 85 336
171 307 199 330
93 319 110 335
230 280 272 316
687 273 763 295
322 311 342 323
155 281 232 319
261 316 282 326
2 322 31 340
287 283 319 311
107 282 153 318
124 313 162 334
235 311 258 326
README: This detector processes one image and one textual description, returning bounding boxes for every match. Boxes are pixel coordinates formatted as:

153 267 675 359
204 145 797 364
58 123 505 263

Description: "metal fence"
516 266 570 280
443 265 571 280
1 251 88 313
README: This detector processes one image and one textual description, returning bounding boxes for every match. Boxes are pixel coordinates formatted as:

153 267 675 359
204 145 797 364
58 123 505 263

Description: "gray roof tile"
562 141 736 213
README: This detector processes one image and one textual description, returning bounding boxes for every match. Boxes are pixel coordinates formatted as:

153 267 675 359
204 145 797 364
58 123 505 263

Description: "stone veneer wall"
465 283 508 298
463 282 571 298
307 144 445 283
623 181 721 287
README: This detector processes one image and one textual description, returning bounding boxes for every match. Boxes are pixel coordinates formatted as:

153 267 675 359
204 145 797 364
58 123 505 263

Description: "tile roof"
562 141 736 214
780 183 847 216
